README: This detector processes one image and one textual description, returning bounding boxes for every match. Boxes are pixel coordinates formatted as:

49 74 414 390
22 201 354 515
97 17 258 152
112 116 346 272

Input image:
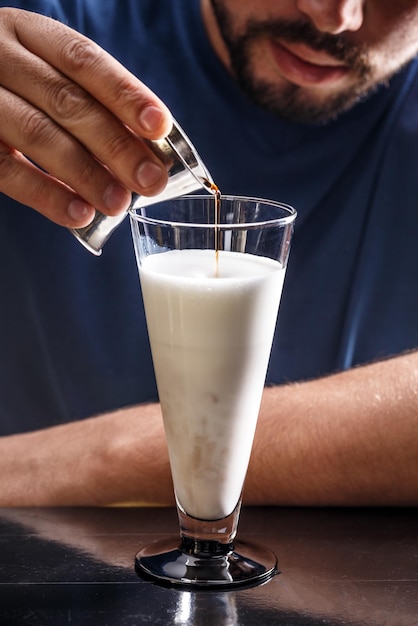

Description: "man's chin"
236 76 377 124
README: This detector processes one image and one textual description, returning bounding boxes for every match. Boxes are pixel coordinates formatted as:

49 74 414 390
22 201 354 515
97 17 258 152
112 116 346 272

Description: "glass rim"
129 195 297 230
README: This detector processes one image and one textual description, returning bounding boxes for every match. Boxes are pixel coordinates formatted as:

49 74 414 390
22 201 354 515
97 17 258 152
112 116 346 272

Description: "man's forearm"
246 350 418 506
0 403 173 506
1 351 418 507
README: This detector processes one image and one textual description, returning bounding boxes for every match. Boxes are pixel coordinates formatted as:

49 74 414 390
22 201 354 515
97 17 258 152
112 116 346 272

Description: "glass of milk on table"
130 194 296 589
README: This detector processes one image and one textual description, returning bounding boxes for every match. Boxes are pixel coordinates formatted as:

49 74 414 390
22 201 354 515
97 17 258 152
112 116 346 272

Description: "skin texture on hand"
0 7 172 227
0 351 418 507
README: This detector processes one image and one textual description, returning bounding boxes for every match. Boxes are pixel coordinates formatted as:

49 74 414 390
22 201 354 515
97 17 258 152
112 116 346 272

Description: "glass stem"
177 498 242 556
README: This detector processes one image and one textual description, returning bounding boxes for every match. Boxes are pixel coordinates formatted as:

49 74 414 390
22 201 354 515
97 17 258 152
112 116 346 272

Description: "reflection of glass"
130 195 296 589
174 591 238 625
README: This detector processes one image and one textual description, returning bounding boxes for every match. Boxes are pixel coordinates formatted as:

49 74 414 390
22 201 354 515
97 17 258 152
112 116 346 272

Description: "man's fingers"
8 8 173 139
0 86 137 218
0 11 171 202
0 80 166 210
0 8 172 220
0 141 96 227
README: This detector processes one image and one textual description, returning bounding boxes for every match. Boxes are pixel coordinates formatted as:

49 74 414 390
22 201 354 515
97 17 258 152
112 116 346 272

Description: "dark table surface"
0 506 416 625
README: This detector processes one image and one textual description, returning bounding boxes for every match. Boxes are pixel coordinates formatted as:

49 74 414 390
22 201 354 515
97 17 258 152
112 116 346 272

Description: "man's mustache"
243 18 370 75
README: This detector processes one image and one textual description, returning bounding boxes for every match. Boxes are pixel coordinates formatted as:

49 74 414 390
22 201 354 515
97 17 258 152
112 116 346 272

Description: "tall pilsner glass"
130 195 296 589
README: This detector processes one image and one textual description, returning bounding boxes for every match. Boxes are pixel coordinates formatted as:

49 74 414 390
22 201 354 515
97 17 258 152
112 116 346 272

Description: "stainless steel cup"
70 120 214 255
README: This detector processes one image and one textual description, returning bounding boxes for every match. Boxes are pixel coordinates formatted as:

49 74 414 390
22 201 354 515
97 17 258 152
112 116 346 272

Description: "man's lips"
269 39 349 86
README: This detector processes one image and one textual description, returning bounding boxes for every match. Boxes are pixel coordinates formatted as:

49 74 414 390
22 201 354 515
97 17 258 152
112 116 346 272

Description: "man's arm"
247 349 418 506
0 403 173 506
1 351 418 506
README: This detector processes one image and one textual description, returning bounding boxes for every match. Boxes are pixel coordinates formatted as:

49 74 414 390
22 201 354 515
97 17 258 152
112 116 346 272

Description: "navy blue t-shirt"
2 0 418 434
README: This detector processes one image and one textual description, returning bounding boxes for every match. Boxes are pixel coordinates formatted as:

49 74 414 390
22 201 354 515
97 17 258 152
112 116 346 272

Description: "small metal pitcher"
70 120 214 255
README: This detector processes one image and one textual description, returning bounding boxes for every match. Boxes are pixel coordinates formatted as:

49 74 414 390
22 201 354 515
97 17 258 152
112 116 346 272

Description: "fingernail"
139 105 166 133
104 183 131 211
68 199 94 223
136 160 164 189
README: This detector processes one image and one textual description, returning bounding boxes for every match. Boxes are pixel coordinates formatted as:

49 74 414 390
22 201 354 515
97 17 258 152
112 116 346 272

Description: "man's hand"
0 8 172 227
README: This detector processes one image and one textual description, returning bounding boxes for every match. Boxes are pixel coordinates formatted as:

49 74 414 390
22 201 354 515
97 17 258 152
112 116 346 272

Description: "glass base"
135 536 278 590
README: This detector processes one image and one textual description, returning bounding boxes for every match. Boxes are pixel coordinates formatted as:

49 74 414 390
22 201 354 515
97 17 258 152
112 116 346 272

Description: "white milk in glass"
140 248 285 520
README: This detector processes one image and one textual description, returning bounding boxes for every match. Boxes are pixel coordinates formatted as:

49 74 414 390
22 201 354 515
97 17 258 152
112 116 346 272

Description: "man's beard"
209 1 375 124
